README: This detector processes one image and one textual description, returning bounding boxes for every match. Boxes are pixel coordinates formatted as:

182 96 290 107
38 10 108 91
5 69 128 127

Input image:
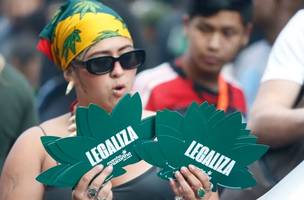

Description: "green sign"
37 93 268 191
134 102 268 191
36 93 155 188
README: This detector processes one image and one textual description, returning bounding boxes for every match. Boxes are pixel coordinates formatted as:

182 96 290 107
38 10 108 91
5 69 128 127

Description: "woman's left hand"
169 165 217 200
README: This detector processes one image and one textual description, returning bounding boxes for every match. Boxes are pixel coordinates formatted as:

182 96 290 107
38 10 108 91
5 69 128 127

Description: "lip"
202 56 221 66
112 84 127 98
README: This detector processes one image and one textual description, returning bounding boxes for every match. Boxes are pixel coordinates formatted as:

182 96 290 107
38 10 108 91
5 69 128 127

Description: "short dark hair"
187 0 253 24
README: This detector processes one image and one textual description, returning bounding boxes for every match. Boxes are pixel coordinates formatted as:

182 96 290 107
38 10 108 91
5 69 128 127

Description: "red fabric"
37 38 53 61
145 76 247 114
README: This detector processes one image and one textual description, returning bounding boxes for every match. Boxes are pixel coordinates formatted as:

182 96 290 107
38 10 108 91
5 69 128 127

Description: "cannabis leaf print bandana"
37 0 132 70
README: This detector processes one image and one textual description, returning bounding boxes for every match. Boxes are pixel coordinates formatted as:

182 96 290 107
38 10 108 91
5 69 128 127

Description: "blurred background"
0 0 294 168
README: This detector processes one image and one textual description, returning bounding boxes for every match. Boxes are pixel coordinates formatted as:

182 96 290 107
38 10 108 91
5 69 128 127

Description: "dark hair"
187 0 253 24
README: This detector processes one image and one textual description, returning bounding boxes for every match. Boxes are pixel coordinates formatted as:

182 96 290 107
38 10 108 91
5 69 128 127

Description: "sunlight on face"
72 37 137 112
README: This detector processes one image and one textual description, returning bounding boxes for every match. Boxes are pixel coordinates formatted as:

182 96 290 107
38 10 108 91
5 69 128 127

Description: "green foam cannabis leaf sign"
134 102 268 191
36 93 155 188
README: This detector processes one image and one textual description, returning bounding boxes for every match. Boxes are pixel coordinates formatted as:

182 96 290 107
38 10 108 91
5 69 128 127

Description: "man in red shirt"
134 0 252 115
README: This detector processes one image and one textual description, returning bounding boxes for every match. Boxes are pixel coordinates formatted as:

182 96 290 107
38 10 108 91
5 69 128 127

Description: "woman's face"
69 36 137 112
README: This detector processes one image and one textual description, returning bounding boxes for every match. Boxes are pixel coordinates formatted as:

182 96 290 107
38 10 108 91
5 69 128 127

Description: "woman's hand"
72 165 113 200
170 165 217 200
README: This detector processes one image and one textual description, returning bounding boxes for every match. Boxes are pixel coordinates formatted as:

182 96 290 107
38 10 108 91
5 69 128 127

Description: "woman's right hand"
72 165 113 200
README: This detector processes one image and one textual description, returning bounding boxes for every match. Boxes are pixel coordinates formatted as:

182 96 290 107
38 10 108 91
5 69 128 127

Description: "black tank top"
43 167 175 200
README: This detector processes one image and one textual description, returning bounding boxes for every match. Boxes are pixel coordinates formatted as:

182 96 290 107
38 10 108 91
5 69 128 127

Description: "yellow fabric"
52 13 131 70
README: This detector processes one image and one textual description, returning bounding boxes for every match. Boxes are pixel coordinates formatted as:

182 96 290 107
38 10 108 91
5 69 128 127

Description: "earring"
65 81 74 95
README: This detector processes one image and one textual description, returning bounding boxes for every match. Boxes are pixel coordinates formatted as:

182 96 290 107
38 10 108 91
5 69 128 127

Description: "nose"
208 33 221 52
110 60 124 78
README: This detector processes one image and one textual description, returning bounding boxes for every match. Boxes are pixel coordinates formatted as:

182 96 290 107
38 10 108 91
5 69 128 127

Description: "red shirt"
134 61 247 115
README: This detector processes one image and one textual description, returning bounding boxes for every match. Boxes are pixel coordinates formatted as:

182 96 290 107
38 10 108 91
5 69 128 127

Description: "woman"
0 1 218 200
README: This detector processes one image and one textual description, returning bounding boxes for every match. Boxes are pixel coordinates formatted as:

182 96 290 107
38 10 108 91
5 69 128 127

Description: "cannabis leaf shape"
114 16 127 29
37 93 155 188
93 30 120 43
72 0 101 19
134 102 268 191
62 29 81 61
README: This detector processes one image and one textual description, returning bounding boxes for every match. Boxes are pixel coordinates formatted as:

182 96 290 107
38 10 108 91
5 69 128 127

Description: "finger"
188 165 211 191
175 170 195 200
106 190 113 200
97 181 112 200
180 166 203 190
75 164 104 192
89 165 113 190
169 178 181 197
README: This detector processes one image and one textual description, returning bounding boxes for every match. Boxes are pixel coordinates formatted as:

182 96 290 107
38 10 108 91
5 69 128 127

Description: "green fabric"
0 65 38 170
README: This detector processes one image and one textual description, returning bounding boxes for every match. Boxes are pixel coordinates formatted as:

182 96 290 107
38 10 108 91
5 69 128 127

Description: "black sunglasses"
72 49 145 75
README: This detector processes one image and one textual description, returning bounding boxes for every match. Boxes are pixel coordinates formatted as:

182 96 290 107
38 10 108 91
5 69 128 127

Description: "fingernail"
98 164 104 169
189 164 195 170
181 166 187 173
107 165 113 172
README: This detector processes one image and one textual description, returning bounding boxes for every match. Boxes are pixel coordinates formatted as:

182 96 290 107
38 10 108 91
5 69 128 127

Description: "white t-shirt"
262 10 304 85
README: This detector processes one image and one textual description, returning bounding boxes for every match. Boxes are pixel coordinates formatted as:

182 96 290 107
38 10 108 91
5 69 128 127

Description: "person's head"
253 0 304 43
37 0 145 112
183 0 252 76
7 33 42 89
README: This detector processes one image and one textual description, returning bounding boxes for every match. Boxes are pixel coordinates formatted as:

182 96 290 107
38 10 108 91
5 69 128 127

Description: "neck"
180 54 220 91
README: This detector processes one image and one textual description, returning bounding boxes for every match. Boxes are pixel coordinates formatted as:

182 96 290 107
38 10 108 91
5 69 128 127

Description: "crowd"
0 0 303 199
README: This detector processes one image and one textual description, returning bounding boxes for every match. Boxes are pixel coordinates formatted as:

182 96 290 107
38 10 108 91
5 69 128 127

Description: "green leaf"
134 140 167 168
76 107 91 137
37 93 154 188
230 144 268 166
36 164 71 186
111 93 142 128
156 109 183 132
217 168 256 189
136 101 268 190
72 0 101 19
93 30 120 43
62 29 82 61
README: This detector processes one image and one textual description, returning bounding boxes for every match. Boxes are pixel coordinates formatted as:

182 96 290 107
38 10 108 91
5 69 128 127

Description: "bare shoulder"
0 113 71 199
142 110 156 118
39 113 71 137
0 127 46 199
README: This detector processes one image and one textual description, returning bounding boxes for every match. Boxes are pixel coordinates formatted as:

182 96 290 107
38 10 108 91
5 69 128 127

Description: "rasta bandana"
37 0 132 70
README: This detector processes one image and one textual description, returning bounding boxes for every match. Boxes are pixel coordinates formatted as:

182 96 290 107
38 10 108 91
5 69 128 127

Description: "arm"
0 127 46 200
249 80 304 148
249 11 304 148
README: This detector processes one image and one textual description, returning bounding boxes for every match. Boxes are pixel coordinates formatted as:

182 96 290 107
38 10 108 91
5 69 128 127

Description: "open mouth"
113 84 126 97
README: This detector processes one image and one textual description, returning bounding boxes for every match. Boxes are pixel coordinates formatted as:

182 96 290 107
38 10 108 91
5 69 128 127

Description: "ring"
174 196 184 200
87 187 98 199
196 187 206 199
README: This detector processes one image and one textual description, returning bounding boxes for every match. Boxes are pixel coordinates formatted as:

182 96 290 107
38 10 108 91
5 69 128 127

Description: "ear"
241 23 253 47
63 66 74 82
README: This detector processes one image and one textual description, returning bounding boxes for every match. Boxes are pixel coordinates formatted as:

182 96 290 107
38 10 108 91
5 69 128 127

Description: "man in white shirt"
221 9 304 200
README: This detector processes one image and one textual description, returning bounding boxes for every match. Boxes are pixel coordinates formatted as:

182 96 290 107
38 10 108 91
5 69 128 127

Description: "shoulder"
134 62 178 92
11 113 71 150
262 10 304 84
39 113 72 137
133 63 179 107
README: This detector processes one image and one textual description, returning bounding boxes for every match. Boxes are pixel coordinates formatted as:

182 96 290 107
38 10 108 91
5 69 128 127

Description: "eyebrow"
88 44 134 58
